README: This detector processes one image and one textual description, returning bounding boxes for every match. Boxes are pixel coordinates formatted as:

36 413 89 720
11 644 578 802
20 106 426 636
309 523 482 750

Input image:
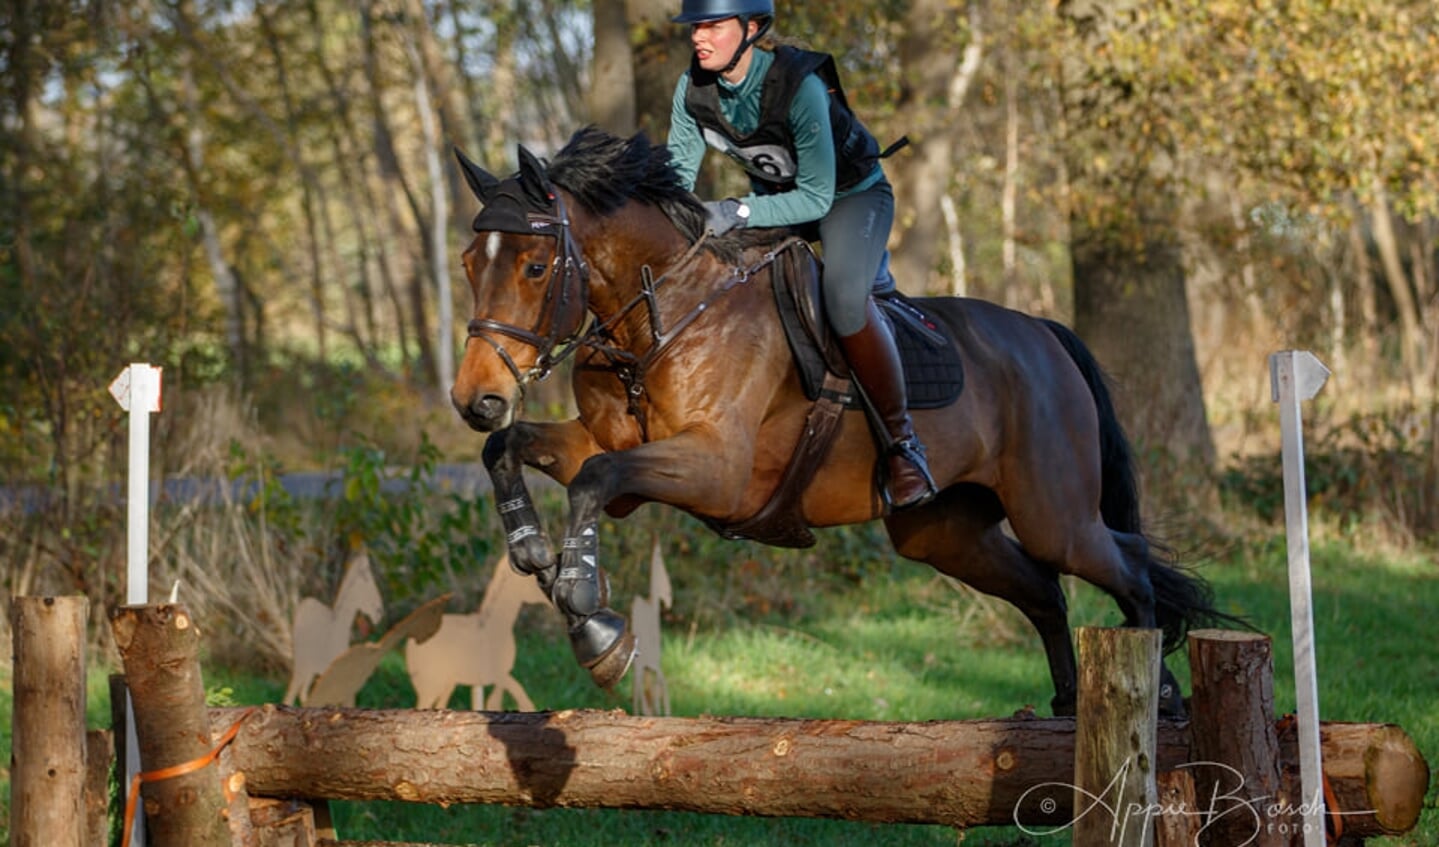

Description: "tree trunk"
175 24 248 376
85 730 114 847
1058 0 1216 509
9 596 88 847
1073 627 1160 847
1346 198 1379 365
404 24 454 394
484 1 522 160
112 605 243 847
304 0 392 364
257 5 364 363
402 0 471 163
590 0 637 133
888 0 982 295
1071 234 1217 472
211 705 1427 838
1187 630 1288 847
362 0 437 385
1154 770 1201 847
628 0 693 142
1001 51 1020 307
1370 184 1423 376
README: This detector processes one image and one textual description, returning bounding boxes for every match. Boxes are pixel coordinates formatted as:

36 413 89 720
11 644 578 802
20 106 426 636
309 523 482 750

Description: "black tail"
1041 319 1239 651
1039 319 1141 533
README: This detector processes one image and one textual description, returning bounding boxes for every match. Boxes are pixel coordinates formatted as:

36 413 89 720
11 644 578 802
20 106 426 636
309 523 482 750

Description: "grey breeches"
817 178 895 336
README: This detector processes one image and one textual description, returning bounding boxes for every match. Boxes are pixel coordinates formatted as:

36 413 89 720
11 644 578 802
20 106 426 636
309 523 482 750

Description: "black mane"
546 127 708 242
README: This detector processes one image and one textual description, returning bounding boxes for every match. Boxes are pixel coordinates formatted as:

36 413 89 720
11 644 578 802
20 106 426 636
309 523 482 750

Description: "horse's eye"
525 262 547 279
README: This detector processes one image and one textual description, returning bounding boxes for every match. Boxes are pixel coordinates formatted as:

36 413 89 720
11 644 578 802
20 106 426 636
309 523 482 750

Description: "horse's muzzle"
452 391 512 432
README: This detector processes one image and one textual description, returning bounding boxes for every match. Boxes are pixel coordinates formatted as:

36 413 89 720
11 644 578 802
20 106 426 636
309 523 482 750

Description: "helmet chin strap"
719 15 772 76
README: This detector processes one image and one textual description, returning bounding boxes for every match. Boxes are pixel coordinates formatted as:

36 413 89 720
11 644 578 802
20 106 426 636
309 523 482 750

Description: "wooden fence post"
9 596 88 847
1074 626 1162 847
1154 769 1201 847
85 729 115 847
111 604 252 847
1188 628 1291 846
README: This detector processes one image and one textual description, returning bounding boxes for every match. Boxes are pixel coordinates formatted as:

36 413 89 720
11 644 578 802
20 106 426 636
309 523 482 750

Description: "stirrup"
884 435 939 510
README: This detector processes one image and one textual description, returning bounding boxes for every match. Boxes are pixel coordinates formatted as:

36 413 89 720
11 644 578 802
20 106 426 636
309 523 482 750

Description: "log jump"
208 701 1427 840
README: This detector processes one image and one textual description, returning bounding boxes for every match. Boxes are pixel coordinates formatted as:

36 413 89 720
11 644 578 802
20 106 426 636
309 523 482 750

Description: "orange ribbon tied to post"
121 707 257 847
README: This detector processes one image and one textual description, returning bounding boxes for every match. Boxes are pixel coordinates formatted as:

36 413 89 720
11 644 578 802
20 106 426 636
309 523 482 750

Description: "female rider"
666 0 937 510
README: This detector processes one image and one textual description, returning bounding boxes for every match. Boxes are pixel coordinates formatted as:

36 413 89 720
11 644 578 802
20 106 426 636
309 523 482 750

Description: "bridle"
465 185 800 440
465 192 590 386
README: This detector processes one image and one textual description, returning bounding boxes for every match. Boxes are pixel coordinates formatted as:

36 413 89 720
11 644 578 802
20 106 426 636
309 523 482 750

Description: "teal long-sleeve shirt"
668 48 879 230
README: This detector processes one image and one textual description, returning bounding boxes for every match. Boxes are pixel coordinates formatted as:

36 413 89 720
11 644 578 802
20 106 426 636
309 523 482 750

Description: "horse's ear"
516 144 555 205
454 147 499 203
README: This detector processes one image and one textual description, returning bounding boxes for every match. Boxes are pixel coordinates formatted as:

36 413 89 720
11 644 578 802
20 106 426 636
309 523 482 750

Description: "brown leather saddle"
706 240 964 548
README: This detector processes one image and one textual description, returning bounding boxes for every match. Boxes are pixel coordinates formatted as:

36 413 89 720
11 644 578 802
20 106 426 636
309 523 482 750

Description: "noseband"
466 193 591 386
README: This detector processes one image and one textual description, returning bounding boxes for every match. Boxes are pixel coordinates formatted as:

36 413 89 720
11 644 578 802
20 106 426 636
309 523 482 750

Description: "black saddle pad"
879 293 965 409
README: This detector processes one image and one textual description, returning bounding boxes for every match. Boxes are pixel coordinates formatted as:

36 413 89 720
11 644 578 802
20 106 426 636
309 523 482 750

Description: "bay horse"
450 126 1226 716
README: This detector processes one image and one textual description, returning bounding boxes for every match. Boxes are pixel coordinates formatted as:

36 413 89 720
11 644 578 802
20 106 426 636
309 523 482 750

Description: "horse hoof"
569 609 637 689
586 629 637 690
1159 684 1187 719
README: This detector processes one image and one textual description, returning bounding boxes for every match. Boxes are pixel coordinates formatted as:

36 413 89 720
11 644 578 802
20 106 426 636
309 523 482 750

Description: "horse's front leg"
555 433 747 688
482 420 638 687
482 424 567 591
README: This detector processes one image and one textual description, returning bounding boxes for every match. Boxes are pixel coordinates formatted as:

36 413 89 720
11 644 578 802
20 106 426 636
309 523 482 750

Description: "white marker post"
109 363 163 605
108 362 163 847
1269 350 1329 847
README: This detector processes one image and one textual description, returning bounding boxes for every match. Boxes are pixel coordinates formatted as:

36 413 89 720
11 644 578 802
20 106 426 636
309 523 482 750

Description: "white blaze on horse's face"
451 230 559 432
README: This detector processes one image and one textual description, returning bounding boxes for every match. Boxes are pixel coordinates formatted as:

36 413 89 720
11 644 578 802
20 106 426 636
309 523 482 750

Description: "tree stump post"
1074 626 1162 847
1154 769 1201 847
86 729 115 846
111 604 251 847
9 596 88 847
1188 628 1291 846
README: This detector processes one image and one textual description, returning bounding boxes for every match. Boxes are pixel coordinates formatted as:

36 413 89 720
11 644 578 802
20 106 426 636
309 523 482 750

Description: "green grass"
3 531 1435 846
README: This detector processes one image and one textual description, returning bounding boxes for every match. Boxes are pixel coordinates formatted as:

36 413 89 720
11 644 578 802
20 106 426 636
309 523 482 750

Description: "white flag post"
108 363 163 604
108 362 163 847
1269 350 1330 847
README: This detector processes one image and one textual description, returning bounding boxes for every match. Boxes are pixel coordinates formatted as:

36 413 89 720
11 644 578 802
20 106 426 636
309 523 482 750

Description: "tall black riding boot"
838 299 938 510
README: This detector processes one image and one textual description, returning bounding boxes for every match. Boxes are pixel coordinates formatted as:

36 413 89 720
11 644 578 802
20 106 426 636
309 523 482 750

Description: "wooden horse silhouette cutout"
284 546 384 705
304 593 450 707
631 536 673 716
405 554 550 711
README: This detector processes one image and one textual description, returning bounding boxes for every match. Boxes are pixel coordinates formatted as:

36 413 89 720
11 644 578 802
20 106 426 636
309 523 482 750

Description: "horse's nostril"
476 395 507 421
453 394 510 432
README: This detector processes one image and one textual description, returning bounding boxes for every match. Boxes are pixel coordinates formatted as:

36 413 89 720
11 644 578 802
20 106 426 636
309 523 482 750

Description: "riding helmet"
672 0 774 24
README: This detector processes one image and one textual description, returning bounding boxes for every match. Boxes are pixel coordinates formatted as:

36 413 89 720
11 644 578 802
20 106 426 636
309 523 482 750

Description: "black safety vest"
684 46 882 194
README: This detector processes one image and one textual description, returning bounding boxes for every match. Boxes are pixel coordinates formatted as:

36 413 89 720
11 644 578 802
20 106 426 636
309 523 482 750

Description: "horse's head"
451 145 590 432
452 127 713 431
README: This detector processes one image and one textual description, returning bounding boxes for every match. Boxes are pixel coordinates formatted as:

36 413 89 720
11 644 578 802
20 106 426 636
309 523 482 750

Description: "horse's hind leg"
885 485 1079 716
1014 511 1191 715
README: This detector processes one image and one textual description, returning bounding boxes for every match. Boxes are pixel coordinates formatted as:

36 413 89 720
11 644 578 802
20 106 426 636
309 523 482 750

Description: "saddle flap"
776 242 848 377
772 251 963 410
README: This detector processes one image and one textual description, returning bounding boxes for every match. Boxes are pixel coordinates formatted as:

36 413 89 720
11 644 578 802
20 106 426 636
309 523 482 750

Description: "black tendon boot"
838 299 938 510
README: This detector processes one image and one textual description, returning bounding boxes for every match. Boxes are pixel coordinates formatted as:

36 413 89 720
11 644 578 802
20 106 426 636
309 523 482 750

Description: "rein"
582 237 806 441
